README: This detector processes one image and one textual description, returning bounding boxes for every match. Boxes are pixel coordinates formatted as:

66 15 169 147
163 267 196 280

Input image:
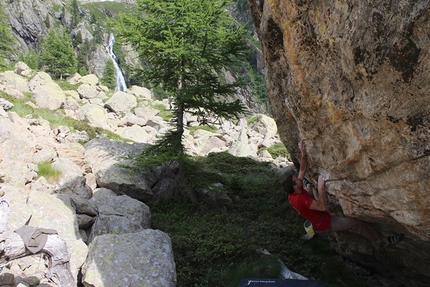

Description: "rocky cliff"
248 0 430 286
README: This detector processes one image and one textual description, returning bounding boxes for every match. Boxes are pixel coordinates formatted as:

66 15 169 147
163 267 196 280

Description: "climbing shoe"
387 234 404 246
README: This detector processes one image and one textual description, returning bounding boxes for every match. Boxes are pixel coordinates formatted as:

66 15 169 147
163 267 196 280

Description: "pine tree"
76 51 88 76
72 31 83 48
101 59 116 90
115 0 249 155
39 28 77 79
0 5 15 71
93 25 103 44
18 49 39 70
90 13 97 25
71 0 80 29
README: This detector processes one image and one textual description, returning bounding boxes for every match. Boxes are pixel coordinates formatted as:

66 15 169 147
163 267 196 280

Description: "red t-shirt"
288 188 331 231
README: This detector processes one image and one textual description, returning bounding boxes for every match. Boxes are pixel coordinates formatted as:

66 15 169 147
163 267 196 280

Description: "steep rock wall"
248 0 430 285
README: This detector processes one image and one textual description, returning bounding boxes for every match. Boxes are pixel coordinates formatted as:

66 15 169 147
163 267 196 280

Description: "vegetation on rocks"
188 125 217 136
1 91 130 143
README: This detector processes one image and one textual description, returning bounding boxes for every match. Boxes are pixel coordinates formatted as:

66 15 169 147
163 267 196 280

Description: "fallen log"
0 198 75 287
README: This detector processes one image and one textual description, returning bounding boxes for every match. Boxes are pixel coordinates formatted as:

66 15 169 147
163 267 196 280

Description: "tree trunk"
176 101 185 149
176 67 185 151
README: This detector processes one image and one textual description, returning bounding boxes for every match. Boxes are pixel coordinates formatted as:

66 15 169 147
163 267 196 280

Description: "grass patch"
157 109 175 122
37 161 61 182
259 142 290 159
55 80 80 91
187 124 217 136
246 115 259 125
151 102 174 121
146 152 365 287
7 100 34 116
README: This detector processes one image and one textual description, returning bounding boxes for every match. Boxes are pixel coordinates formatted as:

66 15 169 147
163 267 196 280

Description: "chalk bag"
303 220 315 237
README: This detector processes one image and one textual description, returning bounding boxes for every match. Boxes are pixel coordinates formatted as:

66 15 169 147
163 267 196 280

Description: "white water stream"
106 33 127 92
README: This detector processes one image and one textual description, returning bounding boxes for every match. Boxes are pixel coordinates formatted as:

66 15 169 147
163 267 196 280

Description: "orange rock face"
248 0 430 285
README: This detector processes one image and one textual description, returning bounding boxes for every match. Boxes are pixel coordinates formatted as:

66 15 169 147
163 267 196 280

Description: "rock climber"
283 140 404 246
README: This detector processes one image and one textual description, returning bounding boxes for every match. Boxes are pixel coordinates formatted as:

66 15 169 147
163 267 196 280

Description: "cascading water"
106 33 127 92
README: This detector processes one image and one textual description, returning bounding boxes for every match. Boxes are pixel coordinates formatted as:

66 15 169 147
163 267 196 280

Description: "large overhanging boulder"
248 0 430 285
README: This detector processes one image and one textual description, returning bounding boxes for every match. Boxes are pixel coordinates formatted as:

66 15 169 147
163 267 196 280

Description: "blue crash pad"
239 278 326 287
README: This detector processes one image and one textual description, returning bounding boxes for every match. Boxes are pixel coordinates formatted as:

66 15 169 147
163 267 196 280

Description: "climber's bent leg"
330 216 382 243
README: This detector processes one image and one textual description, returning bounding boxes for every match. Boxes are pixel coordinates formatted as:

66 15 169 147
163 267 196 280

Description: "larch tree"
115 0 250 156
0 5 15 71
39 28 77 79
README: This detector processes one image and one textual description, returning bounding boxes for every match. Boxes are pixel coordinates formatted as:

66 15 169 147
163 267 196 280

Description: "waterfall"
106 33 127 92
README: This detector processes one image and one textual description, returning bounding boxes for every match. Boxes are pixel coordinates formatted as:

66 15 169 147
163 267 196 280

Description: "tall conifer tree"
71 0 80 29
115 0 249 155
39 28 77 79
101 59 116 90
0 5 15 71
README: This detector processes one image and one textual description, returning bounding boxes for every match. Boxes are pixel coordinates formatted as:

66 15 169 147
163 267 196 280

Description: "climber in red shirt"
283 141 404 246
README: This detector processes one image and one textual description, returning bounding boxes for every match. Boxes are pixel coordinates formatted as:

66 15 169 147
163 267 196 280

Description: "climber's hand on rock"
318 175 325 191
298 140 305 153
